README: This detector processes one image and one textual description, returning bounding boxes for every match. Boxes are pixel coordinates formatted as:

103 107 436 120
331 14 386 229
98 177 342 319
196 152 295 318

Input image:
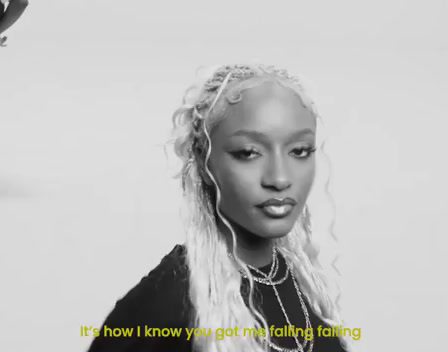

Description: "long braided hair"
166 63 351 352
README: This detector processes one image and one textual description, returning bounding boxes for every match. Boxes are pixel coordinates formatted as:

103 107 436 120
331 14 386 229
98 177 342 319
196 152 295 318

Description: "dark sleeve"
312 321 350 352
87 245 192 352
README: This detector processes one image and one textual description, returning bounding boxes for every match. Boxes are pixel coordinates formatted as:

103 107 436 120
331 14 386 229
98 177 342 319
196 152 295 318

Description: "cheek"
299 165 314 185
219 173 254 209
213 166 257 211
302 164 316 195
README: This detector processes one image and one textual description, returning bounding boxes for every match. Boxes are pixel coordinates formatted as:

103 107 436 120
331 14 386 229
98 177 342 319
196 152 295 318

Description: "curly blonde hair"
166 63 351 352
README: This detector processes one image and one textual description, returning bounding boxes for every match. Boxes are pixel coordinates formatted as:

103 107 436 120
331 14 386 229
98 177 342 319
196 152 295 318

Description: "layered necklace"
228 247 314 352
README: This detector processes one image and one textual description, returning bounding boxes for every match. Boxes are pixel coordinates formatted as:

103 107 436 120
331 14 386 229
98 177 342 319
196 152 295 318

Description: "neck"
216 215 275 268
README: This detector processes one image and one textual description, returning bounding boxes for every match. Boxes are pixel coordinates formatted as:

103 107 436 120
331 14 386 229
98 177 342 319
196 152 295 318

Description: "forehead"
212 82 316 142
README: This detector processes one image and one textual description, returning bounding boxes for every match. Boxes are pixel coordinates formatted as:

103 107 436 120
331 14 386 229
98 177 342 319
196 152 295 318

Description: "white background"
1 1 447 351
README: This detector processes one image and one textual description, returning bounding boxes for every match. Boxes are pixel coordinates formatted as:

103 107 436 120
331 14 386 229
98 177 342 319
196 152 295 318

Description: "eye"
292 146 317 159
230 147 259 160
231 146 317 161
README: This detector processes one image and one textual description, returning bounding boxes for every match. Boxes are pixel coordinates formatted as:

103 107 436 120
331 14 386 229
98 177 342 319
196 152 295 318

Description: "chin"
257 223 295 239
262 232 290 240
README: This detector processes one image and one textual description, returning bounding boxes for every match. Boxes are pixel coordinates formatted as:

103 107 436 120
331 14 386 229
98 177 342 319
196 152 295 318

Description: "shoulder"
99 245 189 329
88 245 191 352
112 244 190 326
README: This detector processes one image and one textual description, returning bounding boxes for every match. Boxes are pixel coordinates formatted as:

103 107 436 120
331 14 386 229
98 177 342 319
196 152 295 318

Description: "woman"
0 0 29 46
88 64 351 352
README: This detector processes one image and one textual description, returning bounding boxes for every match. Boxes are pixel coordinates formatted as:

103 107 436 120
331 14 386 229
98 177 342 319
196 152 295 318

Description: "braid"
203 64 258 91
182 63 313 193
193 63 304 124
169 64 348 351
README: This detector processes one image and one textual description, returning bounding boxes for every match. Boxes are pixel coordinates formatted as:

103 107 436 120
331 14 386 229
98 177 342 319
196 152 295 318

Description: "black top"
87 244 347 352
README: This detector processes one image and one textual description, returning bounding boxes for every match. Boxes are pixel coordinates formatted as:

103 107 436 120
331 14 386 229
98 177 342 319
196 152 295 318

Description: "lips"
256 197 297 208
255 197 297 219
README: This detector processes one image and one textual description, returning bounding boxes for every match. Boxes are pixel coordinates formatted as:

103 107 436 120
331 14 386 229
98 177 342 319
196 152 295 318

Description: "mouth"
256 197 297 208
256 197 296 219
258 204 294 218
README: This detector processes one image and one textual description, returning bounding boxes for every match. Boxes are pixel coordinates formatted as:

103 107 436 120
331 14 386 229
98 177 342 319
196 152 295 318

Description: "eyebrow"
230 128 315 141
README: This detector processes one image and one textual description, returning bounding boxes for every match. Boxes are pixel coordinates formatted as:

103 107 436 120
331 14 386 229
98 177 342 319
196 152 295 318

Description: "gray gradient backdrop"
1 1 447 351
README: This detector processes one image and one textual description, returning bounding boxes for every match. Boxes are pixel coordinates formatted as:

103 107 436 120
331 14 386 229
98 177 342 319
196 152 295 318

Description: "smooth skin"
199 81 317 268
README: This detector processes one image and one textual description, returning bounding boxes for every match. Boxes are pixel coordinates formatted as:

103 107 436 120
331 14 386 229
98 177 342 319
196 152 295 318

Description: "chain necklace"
235 249 288 285
228 248 314 352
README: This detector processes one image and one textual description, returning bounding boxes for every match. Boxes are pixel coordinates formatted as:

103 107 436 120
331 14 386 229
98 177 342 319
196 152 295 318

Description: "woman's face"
207 81 316 239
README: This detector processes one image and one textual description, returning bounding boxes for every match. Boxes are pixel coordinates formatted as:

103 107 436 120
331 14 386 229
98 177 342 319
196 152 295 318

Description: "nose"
261 155 292 191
